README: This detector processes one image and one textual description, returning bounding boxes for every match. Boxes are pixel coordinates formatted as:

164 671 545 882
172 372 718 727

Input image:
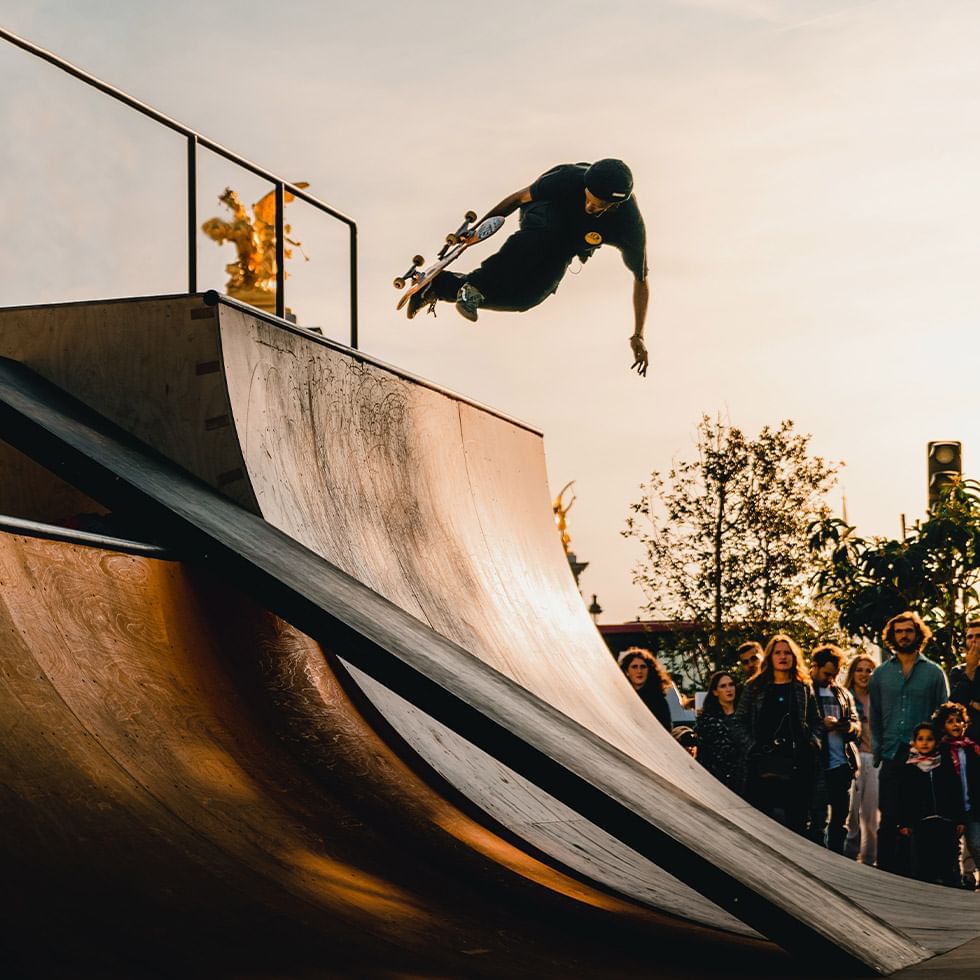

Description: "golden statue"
202 183 309 315
552 480 577 555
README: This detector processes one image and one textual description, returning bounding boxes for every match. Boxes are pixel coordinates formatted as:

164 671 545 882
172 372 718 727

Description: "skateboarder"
408 159 650 377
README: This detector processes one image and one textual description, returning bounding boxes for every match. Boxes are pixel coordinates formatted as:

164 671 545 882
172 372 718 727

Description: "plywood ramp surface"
0 296 977 976
215 302 980 965
1 530 772 978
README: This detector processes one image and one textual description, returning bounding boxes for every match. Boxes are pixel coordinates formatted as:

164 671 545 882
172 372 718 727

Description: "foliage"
809 479 980 668
623 416 841 686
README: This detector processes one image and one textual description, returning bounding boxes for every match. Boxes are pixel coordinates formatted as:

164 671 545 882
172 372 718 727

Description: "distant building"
598 620 701 662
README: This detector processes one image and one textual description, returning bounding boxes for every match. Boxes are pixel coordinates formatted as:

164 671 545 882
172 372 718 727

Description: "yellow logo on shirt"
585 231 603 246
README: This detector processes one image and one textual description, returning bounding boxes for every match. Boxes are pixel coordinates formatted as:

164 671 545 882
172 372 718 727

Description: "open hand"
630 334 648 377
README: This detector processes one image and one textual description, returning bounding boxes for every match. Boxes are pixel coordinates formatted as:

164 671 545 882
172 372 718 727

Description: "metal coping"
0 513 175 559
204 290 544 436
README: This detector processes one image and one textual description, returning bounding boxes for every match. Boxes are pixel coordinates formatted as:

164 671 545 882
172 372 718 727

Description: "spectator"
736 634 821 834
870 611 949 874
842 653 879 865
933 701 980 890
897 722 964 887
672 726 699 758
807 645 861 853
949 619 980 742
697 670 749 795
618 647 673 731
736 641 763 687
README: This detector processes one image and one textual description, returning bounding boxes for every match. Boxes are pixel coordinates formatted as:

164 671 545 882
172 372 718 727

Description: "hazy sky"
2 0 979 622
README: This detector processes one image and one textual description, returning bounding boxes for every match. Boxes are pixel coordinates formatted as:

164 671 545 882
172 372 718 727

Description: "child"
897 722 965 887
933 701 980 889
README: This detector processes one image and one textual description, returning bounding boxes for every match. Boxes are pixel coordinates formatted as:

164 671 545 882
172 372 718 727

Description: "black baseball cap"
584 159 633 202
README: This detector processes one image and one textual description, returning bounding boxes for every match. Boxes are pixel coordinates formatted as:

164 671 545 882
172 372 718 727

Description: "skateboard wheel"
413 254 424 266
464 210 477 223
446 234 458 245
393 277 406 289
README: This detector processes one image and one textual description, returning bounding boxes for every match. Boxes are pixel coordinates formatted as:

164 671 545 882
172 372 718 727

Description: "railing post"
349 224 358 350
187 136 197 293
275 182 285 319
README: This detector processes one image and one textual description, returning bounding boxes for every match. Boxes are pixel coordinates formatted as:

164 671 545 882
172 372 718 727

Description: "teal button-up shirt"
869 653 949 762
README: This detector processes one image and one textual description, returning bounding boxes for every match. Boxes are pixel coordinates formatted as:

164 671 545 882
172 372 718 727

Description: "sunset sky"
2 0 979 622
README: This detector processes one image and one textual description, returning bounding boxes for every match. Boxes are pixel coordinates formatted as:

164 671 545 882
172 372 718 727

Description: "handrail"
0 27 359 348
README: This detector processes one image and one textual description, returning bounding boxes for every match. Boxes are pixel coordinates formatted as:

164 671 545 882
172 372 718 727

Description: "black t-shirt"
526 163 648 281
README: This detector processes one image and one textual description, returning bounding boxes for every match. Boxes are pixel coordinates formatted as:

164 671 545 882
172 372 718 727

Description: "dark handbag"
749 714 798 782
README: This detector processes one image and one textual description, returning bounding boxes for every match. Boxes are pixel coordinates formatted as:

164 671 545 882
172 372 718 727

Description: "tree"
623 416 841 686
809 479 980 668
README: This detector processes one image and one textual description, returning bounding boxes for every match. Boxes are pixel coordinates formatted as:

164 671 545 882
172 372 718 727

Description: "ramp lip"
204 290 544 437
0 513 175 558
0 292 208 314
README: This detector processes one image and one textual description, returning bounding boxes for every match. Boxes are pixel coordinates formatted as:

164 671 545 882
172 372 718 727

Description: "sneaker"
455 282 484 322
406 284 434 320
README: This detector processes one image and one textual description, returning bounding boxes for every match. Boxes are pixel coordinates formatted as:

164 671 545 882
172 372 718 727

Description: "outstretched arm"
630 277 650 377
476 187 532 226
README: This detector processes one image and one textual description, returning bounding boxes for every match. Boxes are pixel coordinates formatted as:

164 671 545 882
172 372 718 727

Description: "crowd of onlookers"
617 611 980 889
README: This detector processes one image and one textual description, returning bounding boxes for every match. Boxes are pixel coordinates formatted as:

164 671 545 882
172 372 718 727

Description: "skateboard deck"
394 213 505 316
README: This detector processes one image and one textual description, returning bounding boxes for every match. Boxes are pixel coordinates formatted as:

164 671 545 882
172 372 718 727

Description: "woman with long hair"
842 653 878 864
697 670 749 795
618 647 673 731
735 634 821 834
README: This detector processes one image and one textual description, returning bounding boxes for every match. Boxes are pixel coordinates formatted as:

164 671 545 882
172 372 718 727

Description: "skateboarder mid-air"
407 159 650 377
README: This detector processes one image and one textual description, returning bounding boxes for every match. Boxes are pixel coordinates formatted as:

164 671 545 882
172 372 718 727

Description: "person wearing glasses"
407 159 650 376
736 641 763 685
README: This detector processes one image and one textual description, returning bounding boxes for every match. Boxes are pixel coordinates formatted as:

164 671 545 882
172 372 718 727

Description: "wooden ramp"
5 526 781 979
0 295 977 975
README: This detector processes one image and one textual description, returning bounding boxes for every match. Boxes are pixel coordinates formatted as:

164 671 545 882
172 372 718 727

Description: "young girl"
897 722 965 887
933 701 980 889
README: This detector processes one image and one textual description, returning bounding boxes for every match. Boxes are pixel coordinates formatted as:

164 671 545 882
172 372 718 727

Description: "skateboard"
394 211 505 317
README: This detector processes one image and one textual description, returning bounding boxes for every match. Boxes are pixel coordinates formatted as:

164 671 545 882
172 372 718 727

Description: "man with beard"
870 611 949 874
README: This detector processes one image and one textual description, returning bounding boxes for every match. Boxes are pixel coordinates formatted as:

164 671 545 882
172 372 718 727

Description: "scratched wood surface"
0 359 930 977
0 530 783 978
215 302 980 968
1 297 977 975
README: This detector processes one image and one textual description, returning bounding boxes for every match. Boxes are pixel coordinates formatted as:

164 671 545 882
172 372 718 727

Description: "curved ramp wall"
1 294 977 974
2 529 749 977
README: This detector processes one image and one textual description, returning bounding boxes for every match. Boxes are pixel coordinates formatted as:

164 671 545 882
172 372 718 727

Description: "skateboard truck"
440 211 478 258
394 211 504 318
393 255 425 291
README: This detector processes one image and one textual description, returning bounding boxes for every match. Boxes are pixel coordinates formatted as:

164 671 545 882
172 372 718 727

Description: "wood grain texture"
2 531 777 978
0 298 976 974
214 303 979 971
0 357 953 977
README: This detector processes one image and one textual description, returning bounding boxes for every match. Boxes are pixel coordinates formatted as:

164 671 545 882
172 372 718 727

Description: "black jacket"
940 738 980 817
735 678 822 761
897 757 966 827
636 682 672 732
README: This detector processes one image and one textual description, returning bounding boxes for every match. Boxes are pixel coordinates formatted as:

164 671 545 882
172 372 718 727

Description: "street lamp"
588 594 603 624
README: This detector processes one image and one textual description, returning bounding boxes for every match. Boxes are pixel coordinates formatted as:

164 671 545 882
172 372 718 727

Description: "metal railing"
0 27 358 348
